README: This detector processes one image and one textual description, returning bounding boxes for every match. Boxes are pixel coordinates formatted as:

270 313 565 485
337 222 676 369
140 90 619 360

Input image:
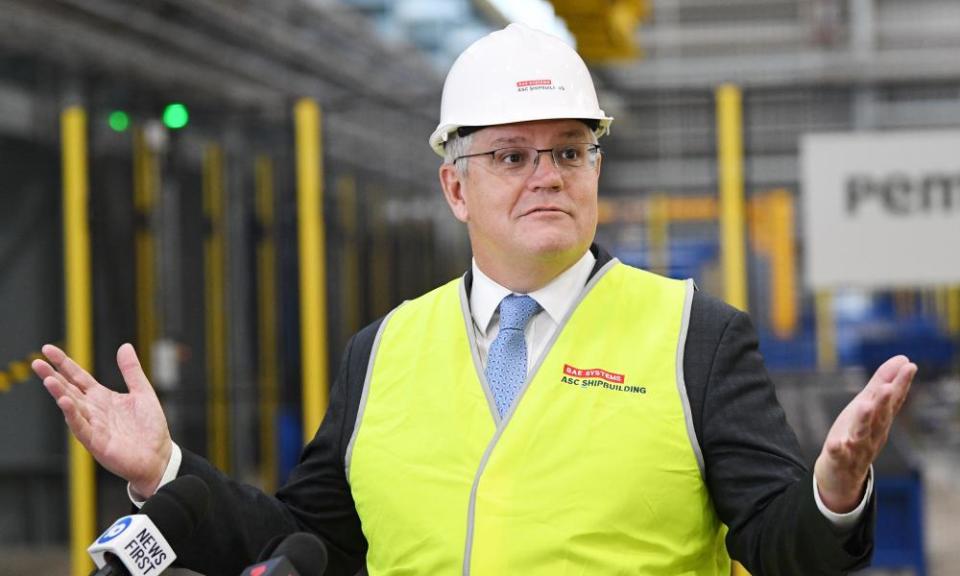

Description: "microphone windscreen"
140 475 210 549
256 534 287 562
273 532 329 576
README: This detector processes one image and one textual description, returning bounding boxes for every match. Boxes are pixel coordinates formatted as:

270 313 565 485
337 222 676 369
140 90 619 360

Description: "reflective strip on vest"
347 261 730 575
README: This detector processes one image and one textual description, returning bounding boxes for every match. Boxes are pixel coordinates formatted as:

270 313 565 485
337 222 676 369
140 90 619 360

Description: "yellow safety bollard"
203 144 230 473
337 175 362 345
815 290 838 371
255 155 279 492
295 98 330 442
368 183 392 319
133 128 159 377
646 194 670 276
716 84 749 312
948 287 960 335
62 105 96 576
768 189 798 339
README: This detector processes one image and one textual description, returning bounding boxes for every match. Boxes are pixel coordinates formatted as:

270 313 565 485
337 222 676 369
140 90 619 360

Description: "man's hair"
443 131 474 175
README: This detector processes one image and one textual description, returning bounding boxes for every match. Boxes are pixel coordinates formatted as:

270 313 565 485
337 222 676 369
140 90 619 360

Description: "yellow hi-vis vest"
346 260 730 575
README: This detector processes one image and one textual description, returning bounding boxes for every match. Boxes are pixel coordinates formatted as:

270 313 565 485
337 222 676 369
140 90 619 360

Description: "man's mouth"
524 206 568 216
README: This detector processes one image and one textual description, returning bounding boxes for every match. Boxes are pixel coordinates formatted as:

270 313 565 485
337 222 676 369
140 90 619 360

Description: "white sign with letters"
801 130 960 289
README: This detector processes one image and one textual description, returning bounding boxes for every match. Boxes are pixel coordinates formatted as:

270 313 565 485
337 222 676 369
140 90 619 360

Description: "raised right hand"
32 343 172 498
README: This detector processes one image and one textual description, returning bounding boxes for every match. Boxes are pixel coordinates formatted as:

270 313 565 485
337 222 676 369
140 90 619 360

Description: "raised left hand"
814 355 917 513
32 343 173 497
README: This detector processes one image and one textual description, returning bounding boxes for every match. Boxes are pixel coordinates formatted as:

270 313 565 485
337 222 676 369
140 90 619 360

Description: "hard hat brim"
429 114 613 157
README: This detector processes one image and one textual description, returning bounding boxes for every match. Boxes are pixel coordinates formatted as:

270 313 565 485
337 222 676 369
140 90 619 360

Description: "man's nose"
529 150 563 187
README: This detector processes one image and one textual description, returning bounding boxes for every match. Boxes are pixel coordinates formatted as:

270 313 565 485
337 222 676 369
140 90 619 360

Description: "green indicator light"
163 103 189 129
108 111 130 132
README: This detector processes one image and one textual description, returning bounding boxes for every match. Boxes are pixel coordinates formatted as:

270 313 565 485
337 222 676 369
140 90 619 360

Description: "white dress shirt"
135 248 871 530
469 250 597 375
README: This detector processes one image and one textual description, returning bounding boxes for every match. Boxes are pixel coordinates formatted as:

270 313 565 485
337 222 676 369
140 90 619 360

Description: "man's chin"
522 236 588 262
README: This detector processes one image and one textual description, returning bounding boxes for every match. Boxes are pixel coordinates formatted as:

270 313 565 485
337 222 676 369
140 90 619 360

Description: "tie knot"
498 294 541 332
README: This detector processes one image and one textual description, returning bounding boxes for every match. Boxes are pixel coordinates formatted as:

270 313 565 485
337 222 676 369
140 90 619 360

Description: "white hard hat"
429 23 613 157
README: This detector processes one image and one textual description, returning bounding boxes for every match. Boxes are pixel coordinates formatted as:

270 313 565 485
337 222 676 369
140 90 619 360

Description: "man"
34 23 915 575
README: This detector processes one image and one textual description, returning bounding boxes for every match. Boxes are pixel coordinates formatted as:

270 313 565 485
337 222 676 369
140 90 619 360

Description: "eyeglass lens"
490 144 599 174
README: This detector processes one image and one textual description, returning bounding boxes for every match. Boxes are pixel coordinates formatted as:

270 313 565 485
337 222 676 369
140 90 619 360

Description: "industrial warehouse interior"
1 0 959 575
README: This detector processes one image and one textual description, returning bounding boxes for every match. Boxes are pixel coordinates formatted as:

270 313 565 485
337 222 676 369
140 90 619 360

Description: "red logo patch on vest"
563 364 625 383
561 364 646 395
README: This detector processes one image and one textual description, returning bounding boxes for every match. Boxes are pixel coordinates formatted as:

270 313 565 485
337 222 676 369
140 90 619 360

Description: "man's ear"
439 162 469 223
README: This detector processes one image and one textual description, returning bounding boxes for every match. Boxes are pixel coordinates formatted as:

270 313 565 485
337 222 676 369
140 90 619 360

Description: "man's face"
439 119 602 271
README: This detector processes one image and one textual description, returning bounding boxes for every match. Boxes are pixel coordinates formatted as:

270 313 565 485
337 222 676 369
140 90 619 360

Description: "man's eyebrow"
488 136 527 147
557 129 589 139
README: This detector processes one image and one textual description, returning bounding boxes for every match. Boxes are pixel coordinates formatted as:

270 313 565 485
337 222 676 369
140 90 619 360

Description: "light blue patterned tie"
485 294 542 418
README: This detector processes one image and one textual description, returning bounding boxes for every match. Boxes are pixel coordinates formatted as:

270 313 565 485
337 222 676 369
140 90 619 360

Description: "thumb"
117 343 152 394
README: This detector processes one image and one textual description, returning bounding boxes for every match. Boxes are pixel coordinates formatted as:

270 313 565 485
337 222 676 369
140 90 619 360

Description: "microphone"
87 475 210 575
239 532 329 576
255 534 287 562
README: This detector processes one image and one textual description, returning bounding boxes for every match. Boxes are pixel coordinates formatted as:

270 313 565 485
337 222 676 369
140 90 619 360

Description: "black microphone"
255 534 287 562
88 475 211 575
239 532 329 576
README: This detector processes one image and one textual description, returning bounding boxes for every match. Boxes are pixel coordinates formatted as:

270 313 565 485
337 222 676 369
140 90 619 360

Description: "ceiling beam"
605 47 960 90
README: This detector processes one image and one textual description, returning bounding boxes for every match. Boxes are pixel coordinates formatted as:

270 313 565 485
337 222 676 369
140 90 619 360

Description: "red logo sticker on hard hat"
517 79 552 88
516 79 560 92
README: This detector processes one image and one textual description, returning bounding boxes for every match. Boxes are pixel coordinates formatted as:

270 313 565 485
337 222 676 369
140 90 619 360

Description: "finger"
31 358 54 380
868 355 910 387
116 343 152 394
889 362 917 414
41 344 99 393
56 395 94 447
848 400 875 443
846 394 898 463
841 436 874 471
33 359 84 397
43 376 91 422
825 437 847 460
872 362 916 416
33 359 71 389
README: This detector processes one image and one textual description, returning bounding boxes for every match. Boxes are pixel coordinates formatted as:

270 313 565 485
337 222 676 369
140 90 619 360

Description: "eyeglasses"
453 143 601 178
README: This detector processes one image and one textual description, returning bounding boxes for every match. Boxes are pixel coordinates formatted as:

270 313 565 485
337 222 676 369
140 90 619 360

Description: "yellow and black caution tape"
0 350 45 394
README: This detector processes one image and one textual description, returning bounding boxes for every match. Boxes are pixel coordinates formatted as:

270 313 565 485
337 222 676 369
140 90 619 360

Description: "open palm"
814 354 916 512
32 343 172 497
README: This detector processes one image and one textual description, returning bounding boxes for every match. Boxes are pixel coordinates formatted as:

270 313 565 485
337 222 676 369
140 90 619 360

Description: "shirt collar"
470 250 597 332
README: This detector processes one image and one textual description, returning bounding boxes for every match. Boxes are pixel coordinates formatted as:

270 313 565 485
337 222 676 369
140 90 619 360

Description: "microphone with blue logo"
87 475 210 575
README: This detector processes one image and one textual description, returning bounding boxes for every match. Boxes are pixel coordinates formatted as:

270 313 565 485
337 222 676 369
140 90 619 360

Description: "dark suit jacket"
175 245 874 576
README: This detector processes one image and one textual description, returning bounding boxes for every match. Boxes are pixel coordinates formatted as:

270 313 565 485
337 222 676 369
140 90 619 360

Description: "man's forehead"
474 120 592 146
